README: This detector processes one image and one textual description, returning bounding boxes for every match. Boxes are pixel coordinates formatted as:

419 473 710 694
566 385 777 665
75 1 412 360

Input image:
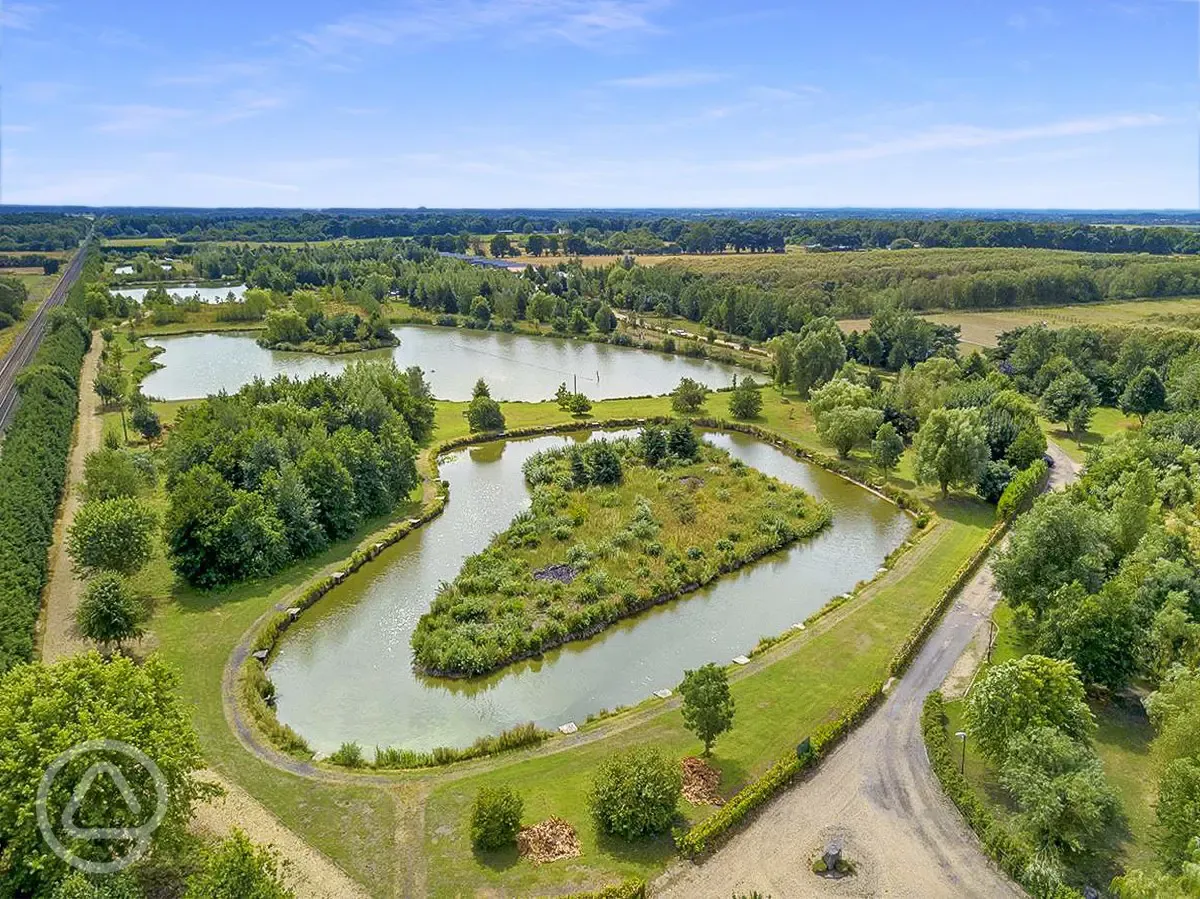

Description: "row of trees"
0 274 29 330
89 209 1200 255
989 404 1200 886
161 362 432 586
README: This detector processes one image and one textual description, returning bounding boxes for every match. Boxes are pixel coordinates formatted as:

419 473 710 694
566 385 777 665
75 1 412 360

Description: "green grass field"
1040 406 1138 464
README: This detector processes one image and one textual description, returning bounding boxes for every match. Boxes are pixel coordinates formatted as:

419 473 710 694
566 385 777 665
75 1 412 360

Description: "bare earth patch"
517 817 581 865
682 756 724 806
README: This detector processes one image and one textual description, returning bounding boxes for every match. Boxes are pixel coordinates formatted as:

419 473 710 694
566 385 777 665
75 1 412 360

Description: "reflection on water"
269 429 912 753
140 326 756 401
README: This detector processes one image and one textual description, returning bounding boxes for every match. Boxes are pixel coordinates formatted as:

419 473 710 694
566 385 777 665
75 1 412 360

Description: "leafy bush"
67 496 157 576
77 572 146 650
328 741 365 768
466 395 505 432
469 786 524 850
184 828 295 899
81 447 142 500
590 746 682 840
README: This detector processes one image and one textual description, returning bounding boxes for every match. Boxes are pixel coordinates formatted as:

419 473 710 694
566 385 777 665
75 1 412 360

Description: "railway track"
0 237 91 432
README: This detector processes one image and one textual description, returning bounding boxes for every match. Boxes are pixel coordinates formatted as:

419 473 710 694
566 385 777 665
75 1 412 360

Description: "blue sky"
1 0 1196 208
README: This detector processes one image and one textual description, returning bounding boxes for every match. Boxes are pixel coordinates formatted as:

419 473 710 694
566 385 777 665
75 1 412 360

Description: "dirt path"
190 770 371 899
37 332 103 662
652 445 1080 899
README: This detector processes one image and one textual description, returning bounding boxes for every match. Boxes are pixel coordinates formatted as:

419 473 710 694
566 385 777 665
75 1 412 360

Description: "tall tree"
678 663 736 755
912 407 989 496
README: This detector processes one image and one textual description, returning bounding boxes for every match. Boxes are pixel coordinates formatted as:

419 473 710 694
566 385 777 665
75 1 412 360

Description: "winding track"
0 237 91 431
651 442 1080 899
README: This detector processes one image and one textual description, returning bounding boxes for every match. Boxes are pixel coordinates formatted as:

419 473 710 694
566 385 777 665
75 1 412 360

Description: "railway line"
0 237 91 431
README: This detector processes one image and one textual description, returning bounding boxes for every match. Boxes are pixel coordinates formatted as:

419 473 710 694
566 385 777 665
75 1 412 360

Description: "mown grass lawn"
1040 406 1138 464
102 375 998 896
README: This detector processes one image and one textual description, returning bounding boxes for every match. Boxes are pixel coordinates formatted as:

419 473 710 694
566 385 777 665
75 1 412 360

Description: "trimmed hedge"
565 879 646 899
922 691 1084 899
0 311 90 673
996 459 1049 522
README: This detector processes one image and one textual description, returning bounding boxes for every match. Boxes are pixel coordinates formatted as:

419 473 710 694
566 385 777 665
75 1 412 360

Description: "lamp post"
955 730 968 775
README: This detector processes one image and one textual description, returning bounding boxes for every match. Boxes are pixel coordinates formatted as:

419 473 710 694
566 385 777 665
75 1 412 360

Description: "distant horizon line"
3 204 1199 215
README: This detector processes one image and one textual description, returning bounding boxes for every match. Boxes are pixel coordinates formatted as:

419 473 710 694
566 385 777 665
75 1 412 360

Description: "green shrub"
469 786 524 850
328 742 365 768
590 746 682 840
76 572 146 650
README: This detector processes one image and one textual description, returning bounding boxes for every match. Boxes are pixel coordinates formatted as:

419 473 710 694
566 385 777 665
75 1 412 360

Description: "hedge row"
675 683 883 857
996 459 1050 522
921 692 1083 899
0 311 90 673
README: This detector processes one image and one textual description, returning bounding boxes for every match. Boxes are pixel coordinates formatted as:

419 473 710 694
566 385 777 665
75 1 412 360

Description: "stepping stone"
732 655 750 666
252 650 269 663
558 722 578 735
842 592 852 599
331 571 346 583
791 623 806 631
883 676 896 693
653 689 673 699
408 518 422 525
286 607 301 620
877 567 887 573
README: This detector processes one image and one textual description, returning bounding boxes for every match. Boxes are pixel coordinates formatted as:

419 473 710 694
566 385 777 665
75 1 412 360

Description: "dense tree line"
0 213 90 250
86 209 1200 255
0 251 97 673
162 362 433 587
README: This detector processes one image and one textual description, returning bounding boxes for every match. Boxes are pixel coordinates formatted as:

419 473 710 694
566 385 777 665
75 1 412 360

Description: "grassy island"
411 423 832 677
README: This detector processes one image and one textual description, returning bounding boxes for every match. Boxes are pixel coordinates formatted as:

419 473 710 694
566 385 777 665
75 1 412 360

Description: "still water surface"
141 326 755 401
269 430 911 753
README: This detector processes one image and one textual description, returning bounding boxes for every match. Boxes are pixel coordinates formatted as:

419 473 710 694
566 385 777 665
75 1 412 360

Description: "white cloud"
92 105 192 134
0 2 47 30
731 113 1168 171
291 0 667 54
605 69 726 89
156 61 271 87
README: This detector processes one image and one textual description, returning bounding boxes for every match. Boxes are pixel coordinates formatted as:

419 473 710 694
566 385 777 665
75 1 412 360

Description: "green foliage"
671 377 708 414
1041 371 1099 434
993 491 1110 617
1111 839 1200 898
81 448 143 501
1156 757 1200 872
130 395 162 440
998 726 1119 855
466 395 506 432
976 459 1015 505
1120 366 1167 421
589 746 682 840
328 742 365 768
912 406 989 496
162 364 423 586
0 309 88 672
50 873 143 899
639 424 668 465
792 317 845 396
678 663 735 755
184 829 295 899
77 572 147 650
817 405 883 458
965 655 1095 764
1038 581 1141 689
871 421 904 474
667 420 700 459
67 496 157 576
1006 426 1048 470
921 692 1086 899
995 460 1048 521
0 653 213 896
469 786 524 850
728 377 763 420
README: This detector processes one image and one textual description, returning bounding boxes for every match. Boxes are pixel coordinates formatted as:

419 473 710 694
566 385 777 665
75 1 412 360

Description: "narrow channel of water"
139 326 756 401
268 430 912 754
